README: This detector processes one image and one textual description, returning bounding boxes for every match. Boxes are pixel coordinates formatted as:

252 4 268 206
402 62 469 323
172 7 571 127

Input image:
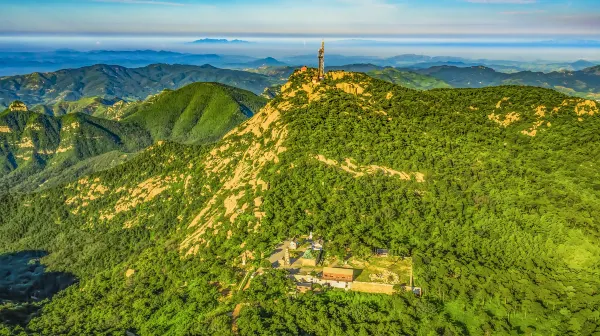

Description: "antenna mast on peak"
318 40 325 80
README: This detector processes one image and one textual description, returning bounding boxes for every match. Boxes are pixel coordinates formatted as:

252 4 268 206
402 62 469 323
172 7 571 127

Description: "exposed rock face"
9 101 28 112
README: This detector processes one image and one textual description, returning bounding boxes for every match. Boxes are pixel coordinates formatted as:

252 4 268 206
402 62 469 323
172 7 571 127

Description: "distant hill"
124 82 267 144
242 57 286 67
417 65 600 100
325 64 452 90
31 97 137 120
327 63 385 73
226 57 287 69
0 63 281 109
367 68 452 90
189 38 251 44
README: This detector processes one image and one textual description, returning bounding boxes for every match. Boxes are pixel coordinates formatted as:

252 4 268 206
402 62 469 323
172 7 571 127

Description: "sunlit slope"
124 82 267 144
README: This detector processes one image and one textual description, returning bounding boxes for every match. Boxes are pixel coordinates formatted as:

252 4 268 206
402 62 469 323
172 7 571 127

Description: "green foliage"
0 63 280 109
30 97 130 119
1 71 600 335
0 82 265 193
238 271 463 336
0 109 152 194
125 82 266 144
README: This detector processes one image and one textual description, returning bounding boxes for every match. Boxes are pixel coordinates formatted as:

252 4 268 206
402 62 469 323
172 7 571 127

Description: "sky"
0 0 599 37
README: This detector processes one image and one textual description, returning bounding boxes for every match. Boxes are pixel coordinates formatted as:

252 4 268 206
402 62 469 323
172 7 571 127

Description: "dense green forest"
125 82 266 144
0 63 280 109
1 69 600 335
0 83 265 194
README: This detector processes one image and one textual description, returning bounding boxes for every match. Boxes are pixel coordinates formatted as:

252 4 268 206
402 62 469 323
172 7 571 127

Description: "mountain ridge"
417 64 600 100
0 63 281 109
0 81 266 193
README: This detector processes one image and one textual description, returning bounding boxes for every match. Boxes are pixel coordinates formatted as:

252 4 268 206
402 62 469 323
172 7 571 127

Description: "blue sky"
0 0 598 37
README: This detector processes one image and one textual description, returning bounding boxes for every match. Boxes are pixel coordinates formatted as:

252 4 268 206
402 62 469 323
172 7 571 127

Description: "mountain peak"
8 100 28 112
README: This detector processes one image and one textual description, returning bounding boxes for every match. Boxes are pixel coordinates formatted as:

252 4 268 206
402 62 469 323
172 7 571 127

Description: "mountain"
0 50 258 76
124 82 266 144
327 63 385 73
417 65 600 100
366 68 452 90
31 97 137 120
2 69 600 335
0 103 152 194
189 38 251 44
0 63 281 109
0 82 265 193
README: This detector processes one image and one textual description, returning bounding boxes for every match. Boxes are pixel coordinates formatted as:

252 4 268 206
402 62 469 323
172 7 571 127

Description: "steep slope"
418 65 600 100
124 82 267 144
2 69 600 335
0 63 280 109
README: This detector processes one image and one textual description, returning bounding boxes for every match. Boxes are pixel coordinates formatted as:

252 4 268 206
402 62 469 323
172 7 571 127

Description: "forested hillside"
418 64 600 100
0 83 265 193
1 69 600 335
31 97 137 120
0 64 281 109
0 102 152 194
124 82 266 144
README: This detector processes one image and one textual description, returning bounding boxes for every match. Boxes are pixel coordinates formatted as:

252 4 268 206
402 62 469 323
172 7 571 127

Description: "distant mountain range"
0 50 255 76
189 38 252 44
3 62 600 114
0 63 282 109
415 65 600 100
0 49 597 76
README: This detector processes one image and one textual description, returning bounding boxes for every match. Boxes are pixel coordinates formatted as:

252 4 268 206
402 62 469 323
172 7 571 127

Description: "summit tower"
318 41 325 80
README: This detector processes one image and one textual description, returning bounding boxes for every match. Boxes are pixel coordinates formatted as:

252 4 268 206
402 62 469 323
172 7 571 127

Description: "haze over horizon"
1 0 599 61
